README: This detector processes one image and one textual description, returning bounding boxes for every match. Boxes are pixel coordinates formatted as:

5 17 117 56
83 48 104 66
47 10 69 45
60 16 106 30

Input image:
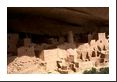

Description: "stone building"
7 7 109 73
7 33 19 56
17 38 35 57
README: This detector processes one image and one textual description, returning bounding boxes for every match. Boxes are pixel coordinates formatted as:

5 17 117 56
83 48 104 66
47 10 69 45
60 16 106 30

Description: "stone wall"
17 46 35 57
7 33 19 56
39 49 59 71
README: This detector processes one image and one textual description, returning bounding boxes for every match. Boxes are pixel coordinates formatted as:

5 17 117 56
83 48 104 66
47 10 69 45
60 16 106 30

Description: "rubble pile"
7 56 47 74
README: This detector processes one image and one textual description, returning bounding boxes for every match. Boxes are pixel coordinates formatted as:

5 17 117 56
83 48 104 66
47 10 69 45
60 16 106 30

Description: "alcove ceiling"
7 7 109 35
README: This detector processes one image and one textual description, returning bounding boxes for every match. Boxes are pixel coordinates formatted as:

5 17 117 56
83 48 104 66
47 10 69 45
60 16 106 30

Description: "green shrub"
83 68 97 74
83 67 109 74
98 67 109 74
48 72 52 74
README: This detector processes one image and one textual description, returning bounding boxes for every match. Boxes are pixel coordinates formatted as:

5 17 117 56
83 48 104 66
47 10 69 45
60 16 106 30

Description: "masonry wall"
7 33 19 55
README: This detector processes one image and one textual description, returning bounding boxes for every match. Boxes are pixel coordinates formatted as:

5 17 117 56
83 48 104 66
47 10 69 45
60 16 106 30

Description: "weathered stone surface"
7 56 46 74
24 38 31 47
39 49 59 71
17 46 35 57
7 33 19 55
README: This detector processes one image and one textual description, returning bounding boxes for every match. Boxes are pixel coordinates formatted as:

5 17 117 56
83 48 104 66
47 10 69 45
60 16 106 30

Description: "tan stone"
17 46 35 57
98 33 106 40
88 33 92 42
66 48 78 62
79 61 95 70
39 49 59 71
68 31 74 43
57 43 76 49
7 33 19 54
24 38 31 47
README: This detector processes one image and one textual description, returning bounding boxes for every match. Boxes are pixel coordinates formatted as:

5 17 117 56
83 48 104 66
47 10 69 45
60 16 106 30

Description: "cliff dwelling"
7 7 109 74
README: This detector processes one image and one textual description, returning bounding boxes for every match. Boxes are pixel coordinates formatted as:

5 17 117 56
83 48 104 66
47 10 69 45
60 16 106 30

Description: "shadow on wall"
7 42 79 65
7 56 17 65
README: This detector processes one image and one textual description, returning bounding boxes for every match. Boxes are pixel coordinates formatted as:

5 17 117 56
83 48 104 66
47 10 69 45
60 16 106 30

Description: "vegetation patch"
83 67 109 74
